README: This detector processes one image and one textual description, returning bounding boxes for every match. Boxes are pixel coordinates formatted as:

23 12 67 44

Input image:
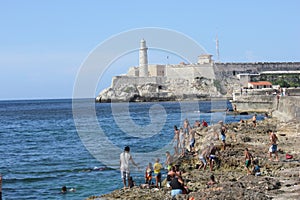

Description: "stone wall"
111 76 166 88
273 96 300 121
214 62 300 77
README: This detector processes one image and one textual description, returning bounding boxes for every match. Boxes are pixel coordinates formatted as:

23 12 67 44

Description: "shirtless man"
244 148 253 175
198 146 210 170
252 114 257 128
178 128 186 157
189 129 196 153
173 126 179 155
220 126 227 150
165 151 173 171
183 119 191 136
208 143 221 171
268 130 279 161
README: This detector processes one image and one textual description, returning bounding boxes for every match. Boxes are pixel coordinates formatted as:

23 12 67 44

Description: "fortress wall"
166 66 195 81
193 64 215 79
214 62 300 76
111 76 166 88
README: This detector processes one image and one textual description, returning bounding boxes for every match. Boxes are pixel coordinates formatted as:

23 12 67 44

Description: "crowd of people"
119 115 281 198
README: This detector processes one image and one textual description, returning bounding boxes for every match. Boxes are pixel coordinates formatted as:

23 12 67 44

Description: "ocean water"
0 99 263 200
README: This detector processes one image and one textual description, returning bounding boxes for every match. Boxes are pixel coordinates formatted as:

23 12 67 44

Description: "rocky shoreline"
86 116 300 200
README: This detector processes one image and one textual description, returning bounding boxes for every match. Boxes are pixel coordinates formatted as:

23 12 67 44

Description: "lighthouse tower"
139 39 148 77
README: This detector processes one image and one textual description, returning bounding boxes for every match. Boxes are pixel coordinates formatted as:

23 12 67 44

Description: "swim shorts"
269 144 277 153
199 156 207 165
245 159 251 168
221 134 226 141
190 138 195 147
121 171 130 180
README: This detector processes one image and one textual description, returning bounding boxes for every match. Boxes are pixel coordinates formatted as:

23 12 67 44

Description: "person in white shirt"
120 146 138 189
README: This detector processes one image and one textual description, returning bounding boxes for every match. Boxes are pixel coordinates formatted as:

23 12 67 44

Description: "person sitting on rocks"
208 143 221 171
268 129 279 161
252 158 261 176
128 176 135 188
174 165 182 177
166 165 176 188
145 162 153 185
207 174 217 187
170 175 184 198
244 148 253 175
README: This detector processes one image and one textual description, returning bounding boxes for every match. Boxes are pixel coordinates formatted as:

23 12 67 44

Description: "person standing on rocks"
244 148 253 175
165 151 173 171
120 146 139 189
183 119 191 136
189 129 196 153
178 128 186 157
144 162 153 185
252 114 257 128
173 125 180 156
208 143 221 171
220 126 227 150
153 158 163 188
268 130 279 161
202 119 208 127
197 146 210 170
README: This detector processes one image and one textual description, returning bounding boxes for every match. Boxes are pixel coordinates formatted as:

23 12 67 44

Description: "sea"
0 99 264 200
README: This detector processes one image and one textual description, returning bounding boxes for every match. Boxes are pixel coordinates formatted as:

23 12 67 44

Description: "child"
129 176 135 188
145 162 153 185
252 159 261 176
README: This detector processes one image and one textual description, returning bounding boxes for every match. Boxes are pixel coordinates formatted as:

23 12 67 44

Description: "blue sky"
0 0 299 100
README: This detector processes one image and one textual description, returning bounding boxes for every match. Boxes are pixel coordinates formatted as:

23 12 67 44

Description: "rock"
87 117 300 200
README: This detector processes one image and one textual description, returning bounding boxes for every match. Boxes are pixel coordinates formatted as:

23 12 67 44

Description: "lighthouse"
139 39 148 77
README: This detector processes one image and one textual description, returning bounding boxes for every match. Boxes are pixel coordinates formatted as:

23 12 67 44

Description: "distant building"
237 73 259 88
197 54 213 64
248 81 272 89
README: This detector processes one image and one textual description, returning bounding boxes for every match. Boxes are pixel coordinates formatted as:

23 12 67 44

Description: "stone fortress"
96 39 300 102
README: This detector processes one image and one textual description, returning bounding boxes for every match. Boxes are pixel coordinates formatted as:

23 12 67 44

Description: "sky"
0 0 299 100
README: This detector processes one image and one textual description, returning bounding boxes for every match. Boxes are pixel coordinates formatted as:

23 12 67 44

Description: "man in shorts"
208 143 221 171
244 148 253 175
268 130 279 161
120 146 138 189
189 130 196 153
198 146 209 170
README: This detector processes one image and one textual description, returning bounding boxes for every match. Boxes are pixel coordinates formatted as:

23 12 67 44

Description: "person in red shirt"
202 120 208 127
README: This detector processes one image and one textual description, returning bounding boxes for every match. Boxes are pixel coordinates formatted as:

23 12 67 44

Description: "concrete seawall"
231 95 276 113
273 96 300 121
231 94 300 121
